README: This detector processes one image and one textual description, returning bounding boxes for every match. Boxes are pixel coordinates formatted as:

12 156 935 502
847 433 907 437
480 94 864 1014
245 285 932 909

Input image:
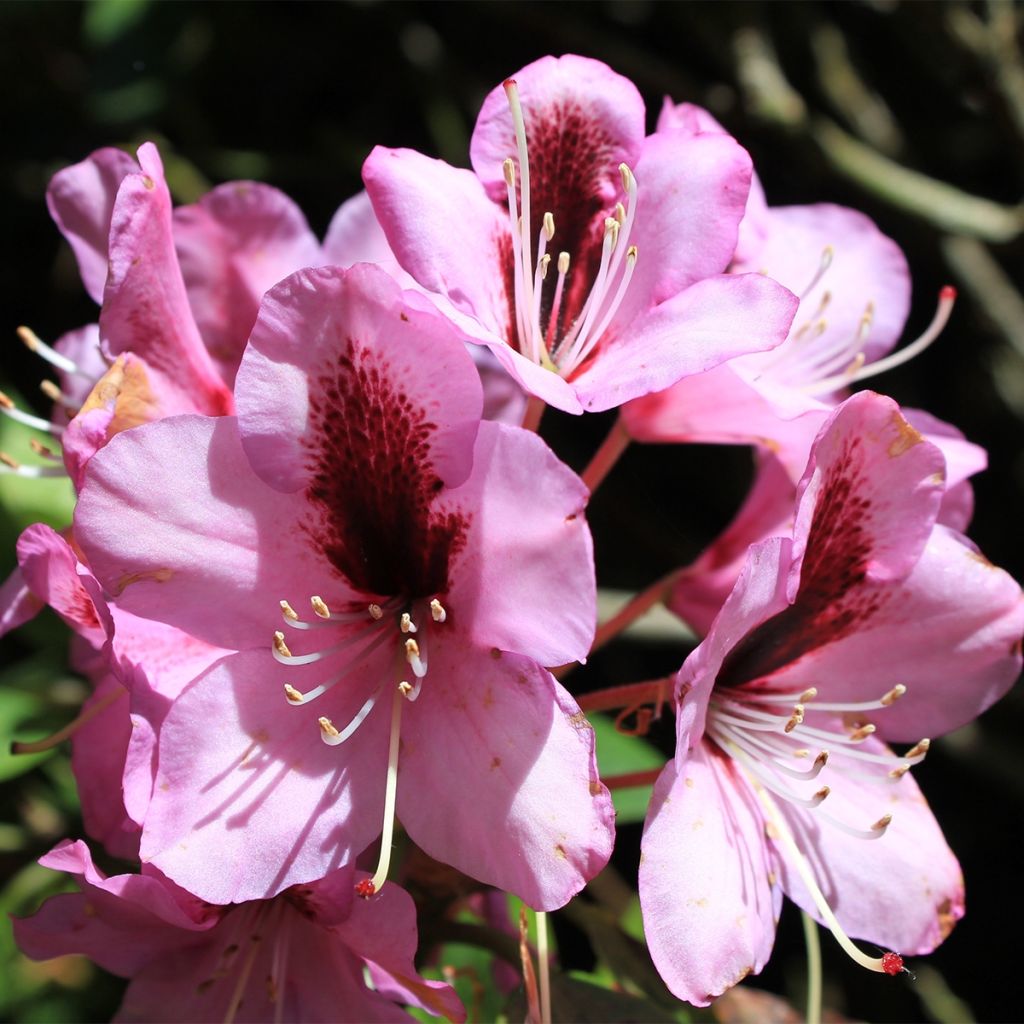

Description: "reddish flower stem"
602 768 663 790
521 395 546 433
11 686 126 755
576 677 672 715
581 415 630 493
591 568 680 656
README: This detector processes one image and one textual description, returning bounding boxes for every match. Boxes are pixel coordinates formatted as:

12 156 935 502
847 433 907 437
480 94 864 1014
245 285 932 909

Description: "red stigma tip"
354 879 376 899
504 78 517 90
940 285 957 301
881 951 904 976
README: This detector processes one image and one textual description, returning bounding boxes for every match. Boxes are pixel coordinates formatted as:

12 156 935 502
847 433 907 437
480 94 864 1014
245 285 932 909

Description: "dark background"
2 2 1023 1021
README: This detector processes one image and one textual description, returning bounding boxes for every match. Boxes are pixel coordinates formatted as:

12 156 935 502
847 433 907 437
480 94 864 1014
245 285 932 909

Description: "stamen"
29 439 58 459
317 686 384 745
430 598 447 623
815 286 956 392
369 603 384 620
355 878 376 899
272 632 293 660
753 782 901 974
848 723 876 742
400 613 417 634
784 703 805 733
0 458 67 479
797 684 906 713
405 637 427 678
398 677 422 702
544 252 570 353
904 738 930 761
0 389 64 435
799 246 834 300
311 596 331 619
279 630 391 704
39 380 66 404
280 600 299 622
17 326 84 377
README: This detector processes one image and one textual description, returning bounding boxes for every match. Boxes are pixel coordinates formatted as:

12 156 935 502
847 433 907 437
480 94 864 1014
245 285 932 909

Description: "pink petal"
141 648 389 903
610 131 753 324
75 414 330 650
237 263 482 496
771 524 1024 740
70 671 138 859
173 181 321 387
445 421 595 667
322 189 399 266
15 524 111 647
363 148 513 343
790 392 946 593
734 204 910 366
574 273 797 412
14 840 209 976
639 749 781 1006
655 99 773 266
398 637 614 910
338 879 466 1022
0 566 43 638
46 147 138 303
100 143 233 417
775 735 963 954
470 55 645 208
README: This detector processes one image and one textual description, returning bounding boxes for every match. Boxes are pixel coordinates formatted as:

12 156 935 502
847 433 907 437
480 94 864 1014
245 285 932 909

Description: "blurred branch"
947 0 1024 145
810 21 903 155
733 23 1024 242
941 235 1024 361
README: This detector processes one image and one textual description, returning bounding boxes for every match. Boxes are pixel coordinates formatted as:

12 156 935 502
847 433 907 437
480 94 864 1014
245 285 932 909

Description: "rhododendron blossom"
74 263 614 907
623 103 972 482
640 392 1024 1004
364 55 798 414
15 840 464 1023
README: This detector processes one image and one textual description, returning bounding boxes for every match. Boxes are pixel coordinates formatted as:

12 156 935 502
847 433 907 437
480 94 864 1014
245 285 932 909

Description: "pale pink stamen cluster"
502 79 639 377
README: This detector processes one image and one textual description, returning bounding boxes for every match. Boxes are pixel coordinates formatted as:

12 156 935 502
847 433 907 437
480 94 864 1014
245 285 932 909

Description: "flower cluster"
4 54 1022 1021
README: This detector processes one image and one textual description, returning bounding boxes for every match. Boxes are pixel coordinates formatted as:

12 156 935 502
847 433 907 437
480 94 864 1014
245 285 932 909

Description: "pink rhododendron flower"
15 840 464 1023
639 391 1024 1005
363 55 797 414
74 263 614 908
623 103 973 482
8 523 229 858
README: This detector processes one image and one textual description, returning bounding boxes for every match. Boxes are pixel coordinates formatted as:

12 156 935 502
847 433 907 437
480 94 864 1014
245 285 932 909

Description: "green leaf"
590 714 663 824
505 973 685 1023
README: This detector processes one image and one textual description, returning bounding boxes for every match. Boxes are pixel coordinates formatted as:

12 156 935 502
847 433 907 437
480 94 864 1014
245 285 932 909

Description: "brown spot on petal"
937 897 959 940
490 756 502 770
554 843 567 859
304 342 469 598
113 567 174 595
887 412 923 458
490 648 502 659
482 687 495 709
77 355 159 439
589 779 603 796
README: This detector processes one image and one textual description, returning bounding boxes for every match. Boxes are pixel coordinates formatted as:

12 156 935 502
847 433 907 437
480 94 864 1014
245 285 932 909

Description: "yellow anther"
503 158 516 188
368 603 384 620
311 596 331 619
318 717 340 738
871 813 893 833
881 684 907 706
542 211 554 240
430 599 447 623
905 738 931 760
284 684 303 704
849 723 876 742
400 613 416 634
273 631 292 659
279 600 299 621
